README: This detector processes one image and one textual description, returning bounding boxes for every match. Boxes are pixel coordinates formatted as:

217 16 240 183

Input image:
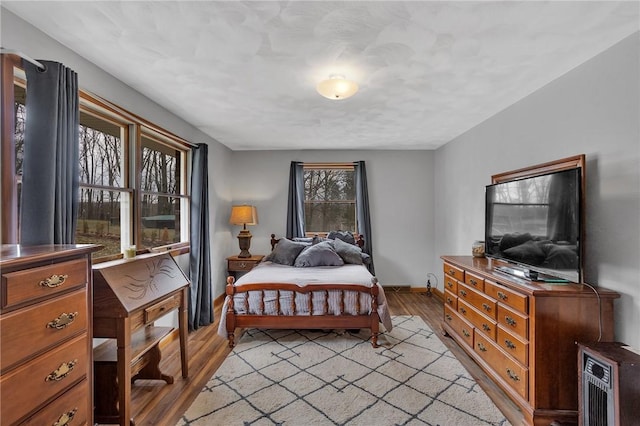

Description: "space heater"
578 342 640 426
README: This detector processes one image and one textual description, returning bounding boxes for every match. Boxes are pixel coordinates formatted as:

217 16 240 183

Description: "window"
139 132 189 249
76 110 131 258
1 55 191 259
303 164 356 234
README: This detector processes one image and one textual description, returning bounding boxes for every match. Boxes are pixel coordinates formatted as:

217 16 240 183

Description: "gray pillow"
333 237 363 265
294 241 344 267
264 238 307 266
327 230 356 245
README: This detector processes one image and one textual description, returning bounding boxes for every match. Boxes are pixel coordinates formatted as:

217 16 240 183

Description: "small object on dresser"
472 240 485 257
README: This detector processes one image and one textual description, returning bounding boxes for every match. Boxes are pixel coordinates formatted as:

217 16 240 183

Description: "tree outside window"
303 165 356 234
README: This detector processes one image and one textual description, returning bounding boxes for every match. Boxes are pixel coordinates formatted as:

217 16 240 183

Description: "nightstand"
226 255 264 278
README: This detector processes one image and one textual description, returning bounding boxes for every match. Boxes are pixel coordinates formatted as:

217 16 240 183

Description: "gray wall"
434 32 640 348
228 150 435 295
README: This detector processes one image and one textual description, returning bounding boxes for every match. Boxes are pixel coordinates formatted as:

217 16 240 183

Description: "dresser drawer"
444 289 457 310
444 305 474 348
464 271 484 291
485 280 528 314
0 289 87 371
443 275 458 294
21 378 89 426
474 331 528 400
2 258 87 311
457 282 496 319
457 299 497 340
497 303 529 341
1 334 88 425
144 291 182 323
497 326 529 366
443 262 464 282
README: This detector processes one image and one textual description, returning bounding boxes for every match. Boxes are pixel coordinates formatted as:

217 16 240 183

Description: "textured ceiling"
3 1 638 150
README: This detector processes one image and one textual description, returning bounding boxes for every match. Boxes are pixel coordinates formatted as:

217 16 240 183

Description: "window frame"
302 162 357 236
1 53 192 259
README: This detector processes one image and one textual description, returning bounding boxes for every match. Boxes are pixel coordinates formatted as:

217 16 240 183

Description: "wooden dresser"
441 255 619 426
92 252 189 426
0 244 101 426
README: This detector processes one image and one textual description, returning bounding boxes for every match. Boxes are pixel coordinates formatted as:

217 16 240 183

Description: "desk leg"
179 287 189 378
117 317 134 426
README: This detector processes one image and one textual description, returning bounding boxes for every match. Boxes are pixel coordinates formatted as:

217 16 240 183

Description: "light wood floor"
125 291 524 425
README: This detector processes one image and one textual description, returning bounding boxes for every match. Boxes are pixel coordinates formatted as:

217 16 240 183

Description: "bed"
218 233 392 348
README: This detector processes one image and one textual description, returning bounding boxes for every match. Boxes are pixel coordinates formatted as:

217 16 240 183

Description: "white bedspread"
217 261 393 336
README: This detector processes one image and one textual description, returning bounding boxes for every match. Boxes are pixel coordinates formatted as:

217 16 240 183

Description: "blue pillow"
264 238 307 266
327 230 356 245
294 241 344 267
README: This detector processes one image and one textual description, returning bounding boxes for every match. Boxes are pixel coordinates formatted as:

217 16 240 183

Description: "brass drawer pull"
497 291 508 301
447 281 453 288
477 342 487 352
459 290 467 297
469 279 477 286
446 297 453 304
448 268 455 276
507 368 520 382
482 323 491 332
462 329 470 337
45 359 77 381
445 314 452 321
482 303 492 312
459 307 467 315
505 316 517 327
53 408 77 426
46 312 78 330
39 274 68 288
505 339 516 350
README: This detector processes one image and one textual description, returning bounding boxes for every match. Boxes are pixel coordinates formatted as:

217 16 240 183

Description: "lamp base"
237 230 252 258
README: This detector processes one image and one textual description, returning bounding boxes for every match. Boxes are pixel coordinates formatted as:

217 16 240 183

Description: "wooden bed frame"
225 233 380 348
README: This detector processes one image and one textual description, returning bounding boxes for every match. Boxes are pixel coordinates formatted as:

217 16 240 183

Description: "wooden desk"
92 252 189 425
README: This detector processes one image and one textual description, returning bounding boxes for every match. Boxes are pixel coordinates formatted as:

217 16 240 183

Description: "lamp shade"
229 205 258 226
316 75 358 100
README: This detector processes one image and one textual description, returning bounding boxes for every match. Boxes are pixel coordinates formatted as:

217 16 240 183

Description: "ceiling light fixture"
316 74 358 100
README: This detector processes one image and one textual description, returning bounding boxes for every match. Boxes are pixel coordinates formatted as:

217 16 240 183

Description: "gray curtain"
189 143 213 330
21 60 79 245
286 161 305 238
354 161 375 275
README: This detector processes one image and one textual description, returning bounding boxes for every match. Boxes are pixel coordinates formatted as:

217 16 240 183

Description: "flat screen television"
485 167 582 283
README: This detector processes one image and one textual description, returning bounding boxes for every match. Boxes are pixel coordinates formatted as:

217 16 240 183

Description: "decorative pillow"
264 238 307 266
503 240 545 265
333 237 363 265
294 241 344 267
360 252 371 265
292 237 313 246
312 235 326 245
327 230 356 245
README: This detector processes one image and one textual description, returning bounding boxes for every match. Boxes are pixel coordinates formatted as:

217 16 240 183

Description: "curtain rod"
0 47 46 71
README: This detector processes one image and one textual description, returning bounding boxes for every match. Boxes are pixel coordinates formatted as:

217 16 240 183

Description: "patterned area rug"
178 316 510 425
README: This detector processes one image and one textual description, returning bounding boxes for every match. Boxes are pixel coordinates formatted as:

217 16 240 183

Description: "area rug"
177 316 510 425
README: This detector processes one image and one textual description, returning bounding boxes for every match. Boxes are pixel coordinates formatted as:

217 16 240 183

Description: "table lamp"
229 205 258 258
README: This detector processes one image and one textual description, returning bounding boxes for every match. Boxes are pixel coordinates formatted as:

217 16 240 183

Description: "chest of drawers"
441 255 619 425
1 244 100 426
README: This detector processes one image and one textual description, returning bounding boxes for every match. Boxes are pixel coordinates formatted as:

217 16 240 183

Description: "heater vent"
579 342 640 426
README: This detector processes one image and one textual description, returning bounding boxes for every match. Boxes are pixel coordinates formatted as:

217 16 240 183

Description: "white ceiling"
3 1 638 151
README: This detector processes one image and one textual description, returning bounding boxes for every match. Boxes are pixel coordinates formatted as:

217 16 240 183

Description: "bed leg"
371 331 379 348
227 333 235 348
